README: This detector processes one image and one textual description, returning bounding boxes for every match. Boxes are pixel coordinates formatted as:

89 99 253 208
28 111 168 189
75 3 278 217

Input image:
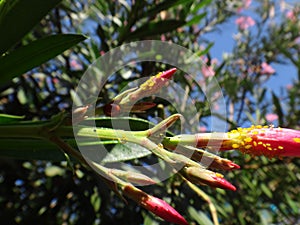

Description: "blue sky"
203 4 298 95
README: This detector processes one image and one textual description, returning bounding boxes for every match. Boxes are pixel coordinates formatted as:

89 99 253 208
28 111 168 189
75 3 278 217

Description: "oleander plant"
1 0 300 225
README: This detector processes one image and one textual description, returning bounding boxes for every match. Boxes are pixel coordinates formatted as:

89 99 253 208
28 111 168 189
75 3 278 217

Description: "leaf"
0 0 62 55
0 138 67 161
260 183 272 198
90 190 102 212
190 0 212 13
0 34 86 84
188 206 214 225
92 117 155 131
185 12 207 26
45 165 65 177
144 0 195 20
0 114 24 124
271 91 284 126
125 19 185 41
101 142 151 163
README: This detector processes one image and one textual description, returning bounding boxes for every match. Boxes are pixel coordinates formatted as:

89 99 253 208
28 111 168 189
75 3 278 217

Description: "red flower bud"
183 166 236 191
123 184 188 225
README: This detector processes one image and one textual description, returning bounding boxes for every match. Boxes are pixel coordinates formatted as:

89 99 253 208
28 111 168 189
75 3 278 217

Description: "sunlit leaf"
101 142 151 163
125 20 185 41
0 114 24 124
188 206 214 225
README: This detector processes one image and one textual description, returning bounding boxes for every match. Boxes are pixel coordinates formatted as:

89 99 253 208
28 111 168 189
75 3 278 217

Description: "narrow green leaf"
190 0 212 13
0 0 62 55
92 117 155 131
0 34 86 84
185 12 207 26
271 91 284 126
0 114 24 124
260 183 273 198
188 206 214 225
101 142 151 163
125 19 185 41
194 42 214 57
284 192 298 214
90 190 102 212
144 0 195 20
0 138 66 161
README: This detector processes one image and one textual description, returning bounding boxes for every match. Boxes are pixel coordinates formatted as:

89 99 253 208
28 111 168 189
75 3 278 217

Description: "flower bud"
123 184 188 225
183 166 236 191
119 68 177 105
109 169 156 185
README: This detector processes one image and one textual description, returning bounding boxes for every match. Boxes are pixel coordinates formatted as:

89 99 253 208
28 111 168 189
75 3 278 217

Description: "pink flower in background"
237 0 252 13
244 0 252 8
286 84 293 90
201 66 215 77
201 57 218 77
198 126 207 132
70 59 83 70
235 16 255 30
160 34 166 41
266 113 278 122
260 62 275 75
286 10 296 22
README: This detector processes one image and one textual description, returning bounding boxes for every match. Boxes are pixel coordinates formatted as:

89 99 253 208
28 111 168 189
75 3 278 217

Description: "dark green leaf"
0 114 24 124
92 117 155 131
188 206 214 225
0 0 62 55
185 12 206 26
271 91 284 126
190 0 212 13
125 20 185 41
144 0 195 20
0 139 66 161
0 34 86 84
101 142 151 163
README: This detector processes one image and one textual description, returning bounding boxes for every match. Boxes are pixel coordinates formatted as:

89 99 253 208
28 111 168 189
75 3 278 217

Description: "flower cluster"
70 68 300 225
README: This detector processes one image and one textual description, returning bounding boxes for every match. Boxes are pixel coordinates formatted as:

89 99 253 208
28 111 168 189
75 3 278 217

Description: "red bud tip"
143 196 189 225
103 102 121 117
212 176 236 191
160 68 177 79
123 185 188 225
228 162 241 169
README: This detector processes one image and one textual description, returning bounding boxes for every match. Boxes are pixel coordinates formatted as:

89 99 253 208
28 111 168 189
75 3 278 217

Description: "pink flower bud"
119 68 177 105
123 184 188 225
72 105 89 124
183 166 236 191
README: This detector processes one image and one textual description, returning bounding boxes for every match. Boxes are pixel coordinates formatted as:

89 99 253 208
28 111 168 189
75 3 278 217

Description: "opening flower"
195 126 300 158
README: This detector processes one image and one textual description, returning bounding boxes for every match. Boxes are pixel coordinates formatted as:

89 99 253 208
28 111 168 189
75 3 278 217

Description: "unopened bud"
123 184 188 225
